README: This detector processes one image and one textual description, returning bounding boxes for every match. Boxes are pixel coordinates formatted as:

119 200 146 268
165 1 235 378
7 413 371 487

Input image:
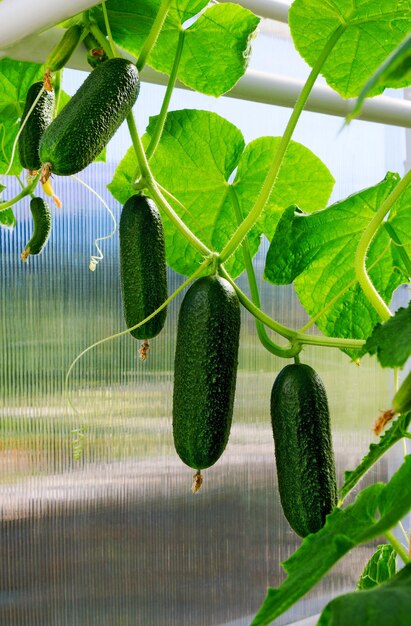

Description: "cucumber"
46 25 84 72
172 275 241 471
271 363 337 537
119 195 167 340
393 370 411 414
39 58 139 176
21 197 52 261
18 82 55 171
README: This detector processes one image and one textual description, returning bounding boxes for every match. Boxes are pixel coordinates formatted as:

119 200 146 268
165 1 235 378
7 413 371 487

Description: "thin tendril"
71 173 117 271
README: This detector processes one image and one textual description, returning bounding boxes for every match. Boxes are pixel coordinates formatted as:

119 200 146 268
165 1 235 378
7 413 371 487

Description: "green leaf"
250 456 411 626
91 0 259 96
318 563 411 626
364 304 411 368
264 174 408 357
0 206 16 229
151 3 260 96
0 58 44 176
349 33 411 121
356 544 397 591
108 110 334 277
340 412 411 501
289 0 411 98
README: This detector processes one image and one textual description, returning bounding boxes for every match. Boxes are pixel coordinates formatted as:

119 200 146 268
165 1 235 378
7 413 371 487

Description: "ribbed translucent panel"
0 166 404 626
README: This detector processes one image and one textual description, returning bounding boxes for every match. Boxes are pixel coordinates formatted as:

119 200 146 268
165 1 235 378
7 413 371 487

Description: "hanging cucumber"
18 82 55 172
172 275 241 479
119 195 167 341
271 363 337 537
39 58 139 177
21 197 52 261
46 25 84 72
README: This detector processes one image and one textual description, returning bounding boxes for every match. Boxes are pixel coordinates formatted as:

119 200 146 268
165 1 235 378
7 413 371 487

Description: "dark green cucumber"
271 363 337 537
18 82 55 171
119 195 167 340
46 25 84 72
39 58 139 175
393 370 411 414
172 275 241 471
21 197 52 261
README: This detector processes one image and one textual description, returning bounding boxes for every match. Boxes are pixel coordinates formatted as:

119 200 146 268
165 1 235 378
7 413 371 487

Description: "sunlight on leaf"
289 0 411 98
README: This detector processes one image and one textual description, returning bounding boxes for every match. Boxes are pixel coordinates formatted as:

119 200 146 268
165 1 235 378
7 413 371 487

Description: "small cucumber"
46 25 84 72
172 275 241 471
393 370 411 414
21 197 52 261
119 195 167 340
271 363 337 537
39 58 139 176
18 82 54 171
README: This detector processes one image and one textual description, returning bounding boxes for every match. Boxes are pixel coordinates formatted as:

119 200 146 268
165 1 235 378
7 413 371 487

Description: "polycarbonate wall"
1 21 409 626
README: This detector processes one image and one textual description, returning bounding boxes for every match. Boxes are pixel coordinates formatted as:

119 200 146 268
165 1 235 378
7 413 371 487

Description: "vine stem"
137 0 173 71
65 257 212 416
0 173 40 213
219 25 345 264
229 187 301 358
219 266 365 350
126 112 212 257
384 530 410 565
355 168 411 322
146 29 185 161
101 0 117 57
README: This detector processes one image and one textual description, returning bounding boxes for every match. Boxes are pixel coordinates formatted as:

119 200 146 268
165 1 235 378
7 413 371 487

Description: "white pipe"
219 0 290 22
0 0 100 50
2 26 411 129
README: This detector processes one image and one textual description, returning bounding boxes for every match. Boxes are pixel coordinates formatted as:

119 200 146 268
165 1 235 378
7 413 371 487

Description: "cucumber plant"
0 1 410 625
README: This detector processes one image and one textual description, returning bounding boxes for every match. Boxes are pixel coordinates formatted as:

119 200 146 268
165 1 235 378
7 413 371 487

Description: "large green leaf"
349 33 411 121
318 563 411 626
289 0 411 98
91 0 259 96
264 174 409 355
108 110 334 277
340 412 411 501
356 544 396 591
250 456 411 626
0 58 44 176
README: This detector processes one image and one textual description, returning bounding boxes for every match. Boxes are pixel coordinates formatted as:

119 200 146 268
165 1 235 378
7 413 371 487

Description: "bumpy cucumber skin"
39 58 139 175
271 363 337 537
46 25 83 72
23 197 52 257
172 275 241 470
393 370 411 414
119 195 167 340
18 82 55 171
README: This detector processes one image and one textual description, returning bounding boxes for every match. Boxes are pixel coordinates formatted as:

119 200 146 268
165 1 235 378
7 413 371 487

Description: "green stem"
384 221 411 279
101 0 117 57
230 187 300 358
384 530 410 565
220 266 364 350
355 169 411 322
146 29 185 161
66 257 211 416
86 18 113 59
0 173 40 213
137 0 172 71
219 25 345 264
126 112 212 257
